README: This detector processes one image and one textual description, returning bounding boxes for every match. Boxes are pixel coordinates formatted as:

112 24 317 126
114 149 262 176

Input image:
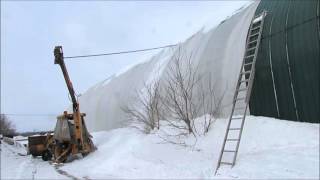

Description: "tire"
53 144 69 163
41 150 52 161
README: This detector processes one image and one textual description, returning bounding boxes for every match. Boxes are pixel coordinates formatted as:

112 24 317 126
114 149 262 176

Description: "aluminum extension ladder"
215 11 267 174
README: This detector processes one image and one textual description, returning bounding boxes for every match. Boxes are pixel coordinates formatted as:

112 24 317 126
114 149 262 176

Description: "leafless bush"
161 48 224 137
122 47 224 139
122 80 162 134
161 48 201 136
0 114 16 136
198 75 225 135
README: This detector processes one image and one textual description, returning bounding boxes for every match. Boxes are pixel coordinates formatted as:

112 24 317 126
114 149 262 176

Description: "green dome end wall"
250 0 320 123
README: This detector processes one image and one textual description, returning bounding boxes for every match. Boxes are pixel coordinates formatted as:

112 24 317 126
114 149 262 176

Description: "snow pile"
2 136 28 155
1 143 64 179
1 116 318 179
59 116 319 179
78 2 260 132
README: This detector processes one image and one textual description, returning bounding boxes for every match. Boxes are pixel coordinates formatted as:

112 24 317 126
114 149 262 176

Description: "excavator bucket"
53 118 71 142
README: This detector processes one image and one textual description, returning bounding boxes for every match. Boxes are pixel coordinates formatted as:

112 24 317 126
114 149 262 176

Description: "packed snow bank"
1 116 318 179
58 116 319 179
0 143 65 179
78 2 260 132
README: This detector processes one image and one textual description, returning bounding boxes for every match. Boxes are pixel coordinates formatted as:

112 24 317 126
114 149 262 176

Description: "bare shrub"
161 48 224 137
0 114 16 136
122 80 162 134
122 46 224 139
198 74 225 135
161 48 201 136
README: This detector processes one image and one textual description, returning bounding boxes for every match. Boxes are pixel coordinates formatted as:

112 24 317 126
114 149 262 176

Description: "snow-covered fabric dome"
78 2 259 132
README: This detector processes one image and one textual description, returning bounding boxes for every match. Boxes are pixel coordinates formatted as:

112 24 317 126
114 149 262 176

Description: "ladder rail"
214 20 254 175
231 105 248 165
214 10 267 174
246 11 267 103
232 11 267 165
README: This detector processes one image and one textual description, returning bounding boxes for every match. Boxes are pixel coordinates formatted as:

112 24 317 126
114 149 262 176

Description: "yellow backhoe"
28 46 96 163
52 46 96 162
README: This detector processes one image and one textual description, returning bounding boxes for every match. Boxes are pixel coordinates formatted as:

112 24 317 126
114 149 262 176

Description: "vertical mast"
54 46 83 150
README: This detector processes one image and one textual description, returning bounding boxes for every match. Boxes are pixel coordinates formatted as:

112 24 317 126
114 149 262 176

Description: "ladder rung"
227 138 239 141
224 150 236 153
253 13 265 19
250 32 260 37
244 62 253 66
229 128 241 130
252 20 262 25
240 79 249 83
246 47 256 52
231 116 243 120
220 162 233 165
237 88 247 92
245 54 255 59
250 26 261 32
241 71 251 75
235 97 245 101
248 40 258 46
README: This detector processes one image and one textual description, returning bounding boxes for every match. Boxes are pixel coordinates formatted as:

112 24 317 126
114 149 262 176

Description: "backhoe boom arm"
54 46 78 111
54 46 83 150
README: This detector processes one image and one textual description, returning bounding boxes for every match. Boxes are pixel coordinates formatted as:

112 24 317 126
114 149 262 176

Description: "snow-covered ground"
1 116 319 179
1 141 65 179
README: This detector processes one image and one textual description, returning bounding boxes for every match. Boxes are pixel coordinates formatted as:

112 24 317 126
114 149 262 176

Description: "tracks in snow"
50 162 91 180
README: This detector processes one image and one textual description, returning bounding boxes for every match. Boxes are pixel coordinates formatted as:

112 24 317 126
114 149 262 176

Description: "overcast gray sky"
1 1 250 132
